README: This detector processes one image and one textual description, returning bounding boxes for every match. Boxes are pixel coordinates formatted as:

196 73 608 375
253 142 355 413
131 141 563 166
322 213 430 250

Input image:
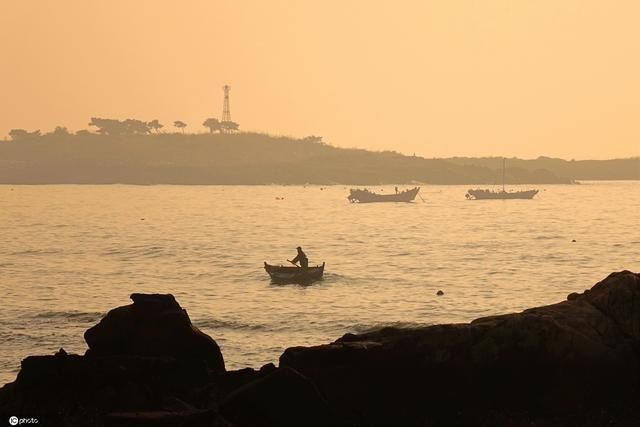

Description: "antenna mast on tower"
222 85 231 123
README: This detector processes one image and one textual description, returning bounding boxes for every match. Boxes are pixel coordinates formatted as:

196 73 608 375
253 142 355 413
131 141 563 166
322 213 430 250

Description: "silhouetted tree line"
6 116 241 140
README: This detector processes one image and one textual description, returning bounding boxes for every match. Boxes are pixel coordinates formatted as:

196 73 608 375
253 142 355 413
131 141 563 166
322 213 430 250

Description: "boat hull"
466 189 538 200
264 262 325 283
348 187 420 203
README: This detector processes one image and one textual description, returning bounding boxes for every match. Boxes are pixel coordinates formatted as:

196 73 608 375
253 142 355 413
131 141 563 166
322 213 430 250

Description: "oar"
287 260 301 267
418 194 427 203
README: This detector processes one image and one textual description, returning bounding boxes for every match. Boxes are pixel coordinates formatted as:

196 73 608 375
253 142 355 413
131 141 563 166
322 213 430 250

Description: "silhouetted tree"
89 118 122 135
89 118 150 135
220 121 239 133
147 119 163 133
174 120 187 133
49 126 70 136
9 129 41 141
203 118 221 134
123 119 151 135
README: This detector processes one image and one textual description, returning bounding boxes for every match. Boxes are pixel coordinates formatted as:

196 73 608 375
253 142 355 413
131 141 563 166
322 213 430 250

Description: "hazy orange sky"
1 1 639 159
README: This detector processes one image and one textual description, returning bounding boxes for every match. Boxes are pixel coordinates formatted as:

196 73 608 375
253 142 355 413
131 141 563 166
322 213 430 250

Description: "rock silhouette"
220 367 334 427
280 271 640 424
84 293 225 372
1 272 640 426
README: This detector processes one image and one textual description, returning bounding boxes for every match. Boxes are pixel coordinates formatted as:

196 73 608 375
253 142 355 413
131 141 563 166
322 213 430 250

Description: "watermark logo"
7 417 38 425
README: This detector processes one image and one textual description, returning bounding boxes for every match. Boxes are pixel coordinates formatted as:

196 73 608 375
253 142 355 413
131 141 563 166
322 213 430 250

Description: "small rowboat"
263 262 325 283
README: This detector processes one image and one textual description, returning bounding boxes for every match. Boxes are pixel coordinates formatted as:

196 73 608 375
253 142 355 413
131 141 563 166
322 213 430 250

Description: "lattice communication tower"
222 85 231 123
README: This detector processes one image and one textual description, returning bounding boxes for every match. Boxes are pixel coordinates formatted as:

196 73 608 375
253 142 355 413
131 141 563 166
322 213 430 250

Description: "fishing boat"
466 188 538 200
348 187 420 203
263 262 325 283
465 159 538 200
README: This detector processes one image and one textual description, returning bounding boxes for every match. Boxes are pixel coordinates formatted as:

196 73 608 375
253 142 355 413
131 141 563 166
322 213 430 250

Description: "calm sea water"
0 182 638 385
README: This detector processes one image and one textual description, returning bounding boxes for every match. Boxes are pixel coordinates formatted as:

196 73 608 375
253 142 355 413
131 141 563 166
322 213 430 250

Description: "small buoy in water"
140 218 145 221
571 239 576 242
436 290 444 296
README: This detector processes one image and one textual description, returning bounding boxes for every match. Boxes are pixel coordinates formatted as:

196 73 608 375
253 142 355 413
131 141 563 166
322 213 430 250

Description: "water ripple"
0 182 638 384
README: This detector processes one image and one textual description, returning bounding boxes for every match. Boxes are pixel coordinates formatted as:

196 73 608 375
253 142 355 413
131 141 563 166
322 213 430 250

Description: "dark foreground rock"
1 354 221 425
219 366 334 427
1 272 640 426
85 293 225 372
281 270 640 425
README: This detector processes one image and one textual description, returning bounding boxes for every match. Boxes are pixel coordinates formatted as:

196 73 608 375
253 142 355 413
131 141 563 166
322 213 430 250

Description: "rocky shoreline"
1 271 639 426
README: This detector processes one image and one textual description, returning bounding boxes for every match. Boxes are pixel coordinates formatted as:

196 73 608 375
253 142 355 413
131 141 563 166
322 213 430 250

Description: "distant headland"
1 120 638 184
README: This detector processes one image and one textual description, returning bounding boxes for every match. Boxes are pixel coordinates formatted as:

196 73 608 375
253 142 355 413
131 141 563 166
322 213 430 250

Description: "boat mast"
502 157 505 192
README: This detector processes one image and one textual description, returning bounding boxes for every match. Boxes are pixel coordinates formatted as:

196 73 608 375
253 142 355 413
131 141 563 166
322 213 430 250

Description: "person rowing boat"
288 246 308 268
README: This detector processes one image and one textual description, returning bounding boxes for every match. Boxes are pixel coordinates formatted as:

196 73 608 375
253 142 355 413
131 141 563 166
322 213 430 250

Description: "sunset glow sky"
1 1 639 159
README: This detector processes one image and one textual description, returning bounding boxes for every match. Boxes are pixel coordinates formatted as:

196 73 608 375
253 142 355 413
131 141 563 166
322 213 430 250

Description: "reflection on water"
0 182 638 384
